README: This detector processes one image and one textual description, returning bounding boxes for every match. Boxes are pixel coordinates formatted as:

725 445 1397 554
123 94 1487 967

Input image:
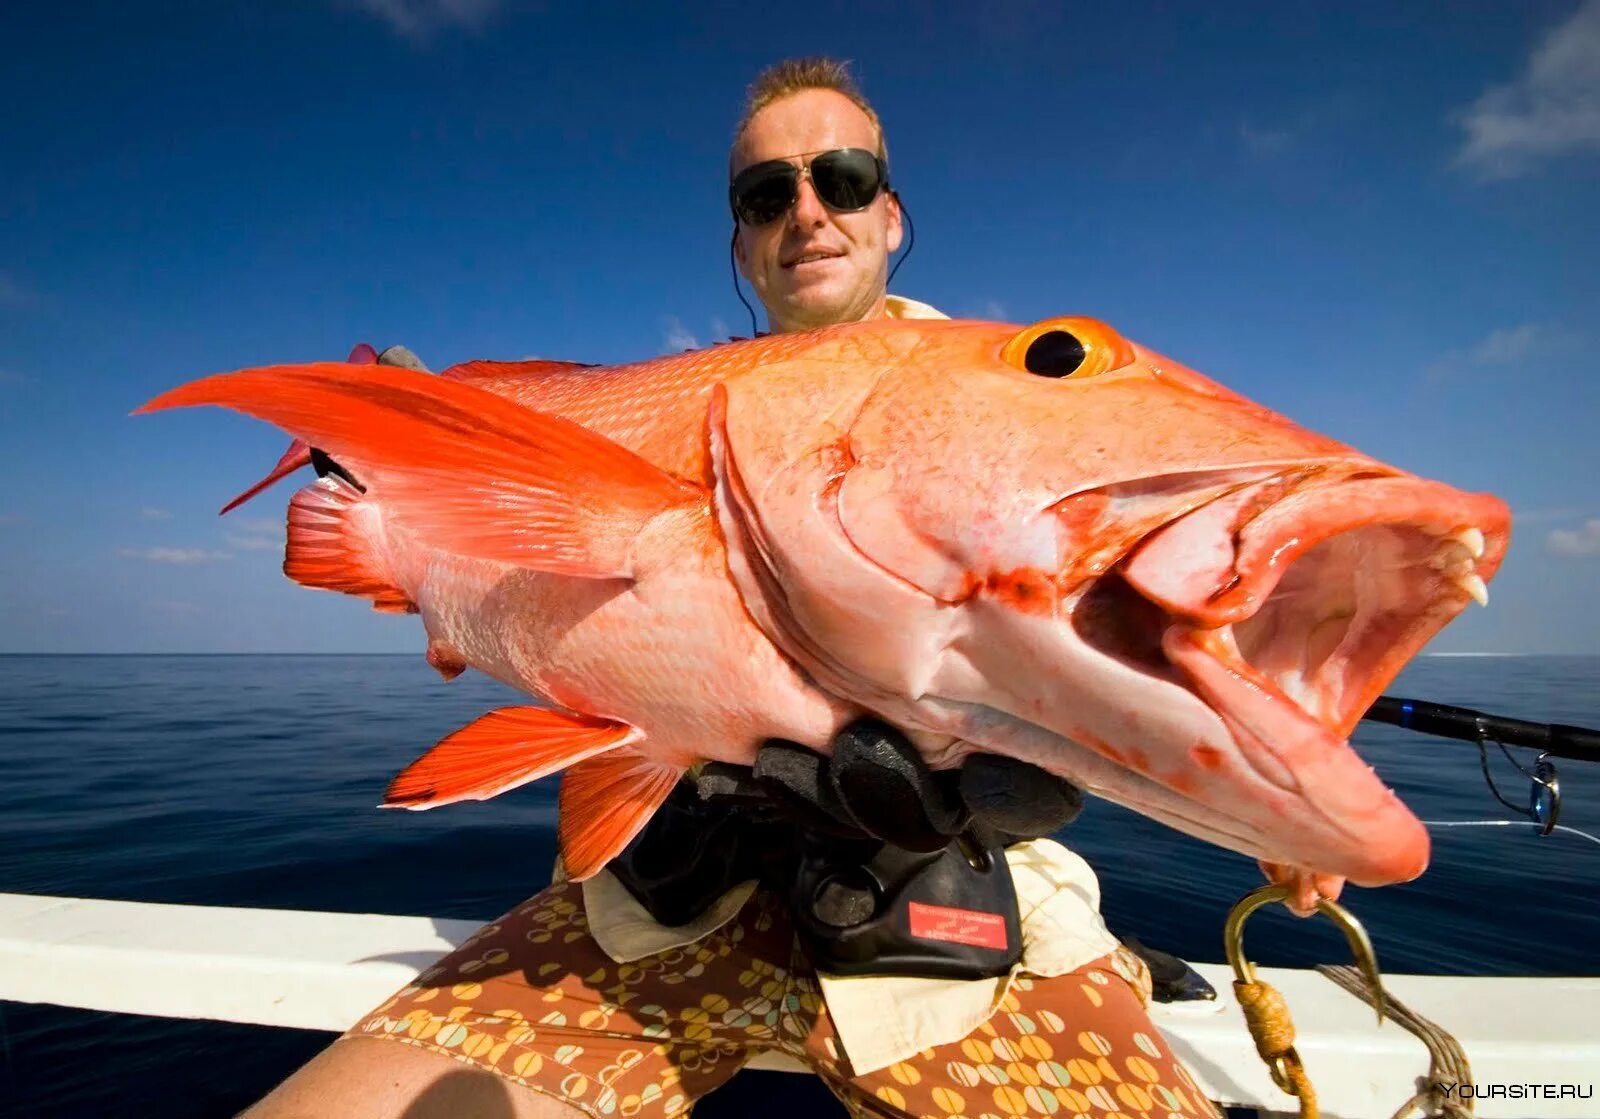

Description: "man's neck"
768 293 889 335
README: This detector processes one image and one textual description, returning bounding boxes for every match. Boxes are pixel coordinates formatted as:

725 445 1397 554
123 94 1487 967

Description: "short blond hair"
731 57 888 166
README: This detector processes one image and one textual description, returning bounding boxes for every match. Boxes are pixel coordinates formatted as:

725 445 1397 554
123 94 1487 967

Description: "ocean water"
2 653 1597 1117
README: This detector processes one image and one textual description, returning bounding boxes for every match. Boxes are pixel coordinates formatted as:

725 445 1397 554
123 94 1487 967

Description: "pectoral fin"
558 752 684 880
383 706 642 809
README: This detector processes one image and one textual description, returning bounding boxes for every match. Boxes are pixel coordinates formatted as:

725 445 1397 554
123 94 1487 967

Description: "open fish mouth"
1118 468 1507 735
1062 468 1510 884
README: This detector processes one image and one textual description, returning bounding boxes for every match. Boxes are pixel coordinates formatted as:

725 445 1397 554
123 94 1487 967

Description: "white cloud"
1548 518 1600 557
979 300 1009 321
663 316 699 352
1454 0 1600 178
231 517 282 534
139 506 174 521
226 533 282 552
710 317 732 342
346 0 501 39
118 547 230 564
220 515 282 553
1469 323 1550 364
1423 322 1581 383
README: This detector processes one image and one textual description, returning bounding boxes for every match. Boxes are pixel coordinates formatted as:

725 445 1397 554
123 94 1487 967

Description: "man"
245 58 1220 1119
727 60 918 333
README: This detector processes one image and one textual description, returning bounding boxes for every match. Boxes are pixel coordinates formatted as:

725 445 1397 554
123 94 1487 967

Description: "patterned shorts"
343 882 1221 1119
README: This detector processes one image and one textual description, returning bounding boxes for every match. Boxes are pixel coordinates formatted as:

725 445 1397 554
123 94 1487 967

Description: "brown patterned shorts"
343 882 1221 1119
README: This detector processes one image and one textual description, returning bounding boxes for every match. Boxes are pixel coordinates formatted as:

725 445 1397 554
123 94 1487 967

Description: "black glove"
697 718 1084 851
610 721 1087 980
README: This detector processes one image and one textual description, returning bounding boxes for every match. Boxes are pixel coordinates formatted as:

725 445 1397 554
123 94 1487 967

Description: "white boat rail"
2 893 1596 1118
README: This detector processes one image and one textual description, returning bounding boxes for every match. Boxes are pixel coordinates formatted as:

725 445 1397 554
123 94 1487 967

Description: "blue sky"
2 0 1596 653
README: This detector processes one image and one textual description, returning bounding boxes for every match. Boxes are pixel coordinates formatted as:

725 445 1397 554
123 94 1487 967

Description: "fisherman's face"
732 89 903 334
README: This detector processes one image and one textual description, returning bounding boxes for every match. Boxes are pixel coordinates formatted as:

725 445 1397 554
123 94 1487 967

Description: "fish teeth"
1456 572 1489 606
1455 526 1485 559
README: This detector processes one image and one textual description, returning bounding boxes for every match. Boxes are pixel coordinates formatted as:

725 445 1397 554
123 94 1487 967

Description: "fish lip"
1160 620 1432 885
1067 473 1509 884
1120 471 1510 735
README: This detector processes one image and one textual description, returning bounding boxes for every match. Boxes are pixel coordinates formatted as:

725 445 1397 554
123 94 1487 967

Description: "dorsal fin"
137 362 703 579
440 358 597 382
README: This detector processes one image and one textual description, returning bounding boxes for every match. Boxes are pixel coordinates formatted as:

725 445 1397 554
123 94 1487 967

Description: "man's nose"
787 174 828 228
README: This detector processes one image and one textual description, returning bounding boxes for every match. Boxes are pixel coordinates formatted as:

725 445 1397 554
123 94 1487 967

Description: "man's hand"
376 344 429 372
698 719 1083 849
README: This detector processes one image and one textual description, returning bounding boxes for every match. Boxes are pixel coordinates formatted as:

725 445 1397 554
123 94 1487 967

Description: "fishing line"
1421 818 1600 848
730 227 760 338
888 193 915 284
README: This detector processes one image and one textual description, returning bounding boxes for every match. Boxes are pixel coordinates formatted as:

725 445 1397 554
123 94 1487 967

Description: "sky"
1 0 1597 654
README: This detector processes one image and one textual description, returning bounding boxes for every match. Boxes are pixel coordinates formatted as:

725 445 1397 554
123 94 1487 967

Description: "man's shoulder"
884 294 949 321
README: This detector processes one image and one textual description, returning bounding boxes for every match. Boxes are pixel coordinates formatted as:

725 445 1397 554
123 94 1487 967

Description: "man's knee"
241 1035 588 1119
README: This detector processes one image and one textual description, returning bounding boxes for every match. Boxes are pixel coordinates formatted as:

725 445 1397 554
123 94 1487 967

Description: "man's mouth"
783 249 844 269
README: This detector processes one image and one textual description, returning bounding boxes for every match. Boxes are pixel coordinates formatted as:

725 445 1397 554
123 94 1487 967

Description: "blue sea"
2 654 1598 1117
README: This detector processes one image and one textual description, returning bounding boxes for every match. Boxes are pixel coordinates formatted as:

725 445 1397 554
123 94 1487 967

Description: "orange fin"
137 362 702 579
284 477 416 613
558 752 683 880
218 345 378 514
384 706 641 809
440 358 596 383
220 440 312 515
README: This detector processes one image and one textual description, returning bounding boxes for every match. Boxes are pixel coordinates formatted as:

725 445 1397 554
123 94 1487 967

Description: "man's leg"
802 946 1224 1119
244 881 807 1118
241 1035 586 1118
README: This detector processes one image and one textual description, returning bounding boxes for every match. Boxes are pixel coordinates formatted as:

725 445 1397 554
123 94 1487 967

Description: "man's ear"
731 225 751 281
885 190 904 255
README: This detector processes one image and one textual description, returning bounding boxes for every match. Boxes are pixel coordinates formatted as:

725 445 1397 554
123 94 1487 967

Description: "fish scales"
138 314 1511 908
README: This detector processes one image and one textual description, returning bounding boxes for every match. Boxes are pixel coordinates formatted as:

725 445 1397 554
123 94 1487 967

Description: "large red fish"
138 315 1511 908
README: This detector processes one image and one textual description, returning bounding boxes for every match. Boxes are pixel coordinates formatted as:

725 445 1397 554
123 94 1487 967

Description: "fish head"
712 315 1511 898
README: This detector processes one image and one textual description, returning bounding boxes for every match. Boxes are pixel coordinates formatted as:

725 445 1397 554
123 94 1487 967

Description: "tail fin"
138 361 702 579
217 344 378 515
285 476 415 613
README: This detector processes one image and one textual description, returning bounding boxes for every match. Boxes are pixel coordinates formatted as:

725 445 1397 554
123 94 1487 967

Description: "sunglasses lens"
811 149 884 211
732 162 799 225
731 150 887 225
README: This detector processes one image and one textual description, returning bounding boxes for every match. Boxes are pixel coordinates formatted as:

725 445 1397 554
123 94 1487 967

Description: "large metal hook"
1224 885 1387 1025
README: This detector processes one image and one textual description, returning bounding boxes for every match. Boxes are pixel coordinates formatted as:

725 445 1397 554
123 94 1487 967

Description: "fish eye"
1001 316 1135 380
1023 331 1086 377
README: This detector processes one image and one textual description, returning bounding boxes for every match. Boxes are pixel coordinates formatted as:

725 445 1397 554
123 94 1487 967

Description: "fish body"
139 315 1510 903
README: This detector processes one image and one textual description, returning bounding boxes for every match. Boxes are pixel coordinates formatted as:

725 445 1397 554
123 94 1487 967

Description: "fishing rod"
1361 695 1600 835
1363 696 1600 762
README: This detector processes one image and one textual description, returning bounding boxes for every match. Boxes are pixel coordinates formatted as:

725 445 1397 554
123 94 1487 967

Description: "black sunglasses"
728 147 890 227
